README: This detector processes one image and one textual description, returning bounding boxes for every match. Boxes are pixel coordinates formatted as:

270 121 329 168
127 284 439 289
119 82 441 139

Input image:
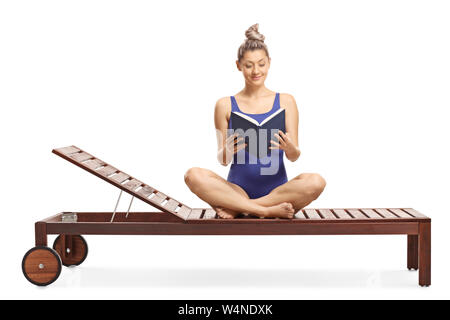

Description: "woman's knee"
184 167 207 187
303 173 326 198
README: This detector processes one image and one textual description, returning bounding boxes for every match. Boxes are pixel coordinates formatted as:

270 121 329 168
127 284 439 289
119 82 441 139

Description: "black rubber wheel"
53 235 88 267
22 246 62 286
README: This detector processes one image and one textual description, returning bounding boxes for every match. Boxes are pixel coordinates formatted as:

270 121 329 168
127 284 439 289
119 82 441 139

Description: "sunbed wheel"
53 235 88 267
22 246 62 286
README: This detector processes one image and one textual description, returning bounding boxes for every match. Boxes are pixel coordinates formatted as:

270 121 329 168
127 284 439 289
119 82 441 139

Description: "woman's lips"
251 76 262 80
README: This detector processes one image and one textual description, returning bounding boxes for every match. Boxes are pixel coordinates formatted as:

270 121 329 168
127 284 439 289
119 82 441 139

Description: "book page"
231 112 261 126
259 108 285 126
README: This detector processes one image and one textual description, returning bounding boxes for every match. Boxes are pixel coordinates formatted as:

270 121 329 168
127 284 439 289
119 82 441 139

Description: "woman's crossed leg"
184 167 326 219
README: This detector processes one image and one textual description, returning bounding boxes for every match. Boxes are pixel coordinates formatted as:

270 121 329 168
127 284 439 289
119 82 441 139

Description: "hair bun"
245 23 265 42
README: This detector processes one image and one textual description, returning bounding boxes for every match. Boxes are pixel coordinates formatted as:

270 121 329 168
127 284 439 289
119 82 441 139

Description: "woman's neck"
240 84 272 99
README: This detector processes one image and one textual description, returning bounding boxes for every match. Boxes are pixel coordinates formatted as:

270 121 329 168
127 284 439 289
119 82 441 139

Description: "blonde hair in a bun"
237 23 270 63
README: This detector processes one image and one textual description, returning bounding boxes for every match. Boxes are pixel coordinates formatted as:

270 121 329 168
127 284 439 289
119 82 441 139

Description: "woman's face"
237 49 270 85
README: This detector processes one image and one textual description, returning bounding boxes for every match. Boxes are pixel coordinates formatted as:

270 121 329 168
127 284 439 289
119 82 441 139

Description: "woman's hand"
224 132 247 157
269 130 299 160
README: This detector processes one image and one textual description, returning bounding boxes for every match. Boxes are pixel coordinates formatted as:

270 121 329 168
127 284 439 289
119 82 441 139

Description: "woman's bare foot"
211 202 295 219
212 206 241 219
261 202 295 219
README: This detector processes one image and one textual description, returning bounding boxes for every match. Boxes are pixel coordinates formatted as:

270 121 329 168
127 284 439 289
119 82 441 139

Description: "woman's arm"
214 98 233 166
282 93 301 162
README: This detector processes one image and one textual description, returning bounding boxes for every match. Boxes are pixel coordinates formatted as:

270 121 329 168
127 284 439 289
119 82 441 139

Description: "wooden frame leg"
407 235 418 270
418 222 431 286
35 222 47 246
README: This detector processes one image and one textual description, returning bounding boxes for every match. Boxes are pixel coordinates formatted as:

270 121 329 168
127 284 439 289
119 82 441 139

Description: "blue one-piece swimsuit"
226 92 288 199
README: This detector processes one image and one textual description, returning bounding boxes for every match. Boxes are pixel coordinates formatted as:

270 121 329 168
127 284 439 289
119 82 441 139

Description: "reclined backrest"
52 145 192 221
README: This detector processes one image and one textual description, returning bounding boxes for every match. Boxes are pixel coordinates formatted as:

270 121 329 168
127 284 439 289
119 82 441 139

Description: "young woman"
184 23 326 219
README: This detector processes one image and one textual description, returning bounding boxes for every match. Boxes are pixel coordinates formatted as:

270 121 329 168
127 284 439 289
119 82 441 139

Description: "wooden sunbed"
21 145 431 286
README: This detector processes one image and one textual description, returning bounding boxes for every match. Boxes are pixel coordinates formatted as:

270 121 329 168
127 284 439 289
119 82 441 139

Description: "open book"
230 108 286 159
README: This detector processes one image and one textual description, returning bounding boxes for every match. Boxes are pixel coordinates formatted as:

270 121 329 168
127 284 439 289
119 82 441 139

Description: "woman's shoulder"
216 95 232 105
214 96 233 119
279 92 296 103
279 93 298 111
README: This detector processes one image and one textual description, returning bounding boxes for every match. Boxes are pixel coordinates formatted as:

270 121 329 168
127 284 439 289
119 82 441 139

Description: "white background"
1 0 449 299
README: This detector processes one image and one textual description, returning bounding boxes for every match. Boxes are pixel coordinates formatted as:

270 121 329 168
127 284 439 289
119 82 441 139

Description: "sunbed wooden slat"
294 210 307 219
333 209 352 219
375 208 398 218
150 192 167 205
318 209 337 219
164 199 179 212
203 209 217 219
361 209 384 219
304 209 321 219
97 165 118 177
177 205 192 220
347 209 368 219
57 146 80 155
389 208 414 218
82 159 105 170
187 209 204 219
123 179 143 191
137 185 154 198
403 208 428 218
69 152 94 162
110 172 130 184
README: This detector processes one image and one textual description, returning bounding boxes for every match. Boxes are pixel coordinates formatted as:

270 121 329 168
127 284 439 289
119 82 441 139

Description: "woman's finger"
269 145 283 150
226 132 240 143
234 143 247 154
237 142 247 151
227 134 241 143
270 140 280 148
228 137 243 147
279 131 289 141
274 133 286 145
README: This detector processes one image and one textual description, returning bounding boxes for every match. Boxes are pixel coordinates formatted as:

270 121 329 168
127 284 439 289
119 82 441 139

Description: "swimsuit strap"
230 93 279 114
230 96 240 112
273 92 280 111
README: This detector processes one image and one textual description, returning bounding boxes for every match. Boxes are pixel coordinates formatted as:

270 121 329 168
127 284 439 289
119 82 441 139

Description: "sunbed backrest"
53 146 191 221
